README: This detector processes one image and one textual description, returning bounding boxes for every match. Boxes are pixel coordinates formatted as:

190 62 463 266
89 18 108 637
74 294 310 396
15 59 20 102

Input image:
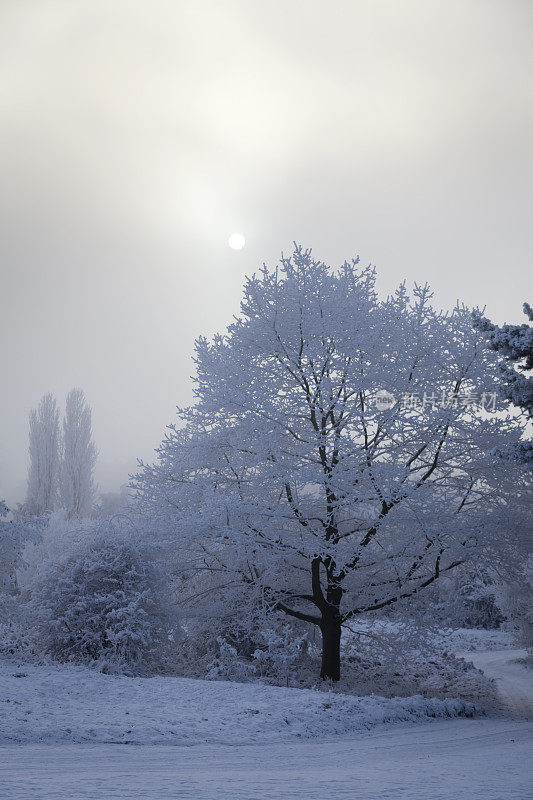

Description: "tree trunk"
320 615 341 681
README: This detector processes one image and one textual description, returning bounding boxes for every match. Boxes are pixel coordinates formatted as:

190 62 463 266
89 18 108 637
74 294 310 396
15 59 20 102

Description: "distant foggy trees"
61 389 97 517
25 389 97 517
25 394 61 515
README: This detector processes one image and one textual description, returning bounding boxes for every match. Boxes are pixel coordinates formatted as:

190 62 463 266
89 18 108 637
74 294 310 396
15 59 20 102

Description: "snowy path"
1 718 531 800
460 648 533 719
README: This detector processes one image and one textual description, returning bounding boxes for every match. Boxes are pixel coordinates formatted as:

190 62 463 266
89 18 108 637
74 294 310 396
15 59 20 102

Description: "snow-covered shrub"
0 595 40 661
252 626 308 685
31 522 178 674
169 574 263 677
338 619 497 705
459 592 505 630
0 502 44 595
199 614 494 703
206 637 257 681
171 577 310 686
205 624 308 685
438 572 505 630
17 509 89 593
0 504 44 660
390 567 507 632
498 557 533 661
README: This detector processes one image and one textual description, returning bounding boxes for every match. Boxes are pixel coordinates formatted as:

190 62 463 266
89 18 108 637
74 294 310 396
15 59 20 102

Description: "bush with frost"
31 520 179 674
206 637 257 681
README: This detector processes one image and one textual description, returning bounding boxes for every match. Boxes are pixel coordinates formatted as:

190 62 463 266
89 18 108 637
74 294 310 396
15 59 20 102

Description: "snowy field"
0 661 477 746
0 645 531 799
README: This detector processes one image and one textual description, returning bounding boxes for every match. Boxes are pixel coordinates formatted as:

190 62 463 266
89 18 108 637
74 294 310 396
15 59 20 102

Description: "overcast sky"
1 0 532 505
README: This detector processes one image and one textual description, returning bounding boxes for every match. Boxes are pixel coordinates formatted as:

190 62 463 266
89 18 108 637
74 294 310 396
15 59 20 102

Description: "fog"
1 0 531 505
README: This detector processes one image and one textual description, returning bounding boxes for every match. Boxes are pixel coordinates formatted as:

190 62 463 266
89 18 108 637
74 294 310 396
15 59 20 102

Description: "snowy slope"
0 659 475 746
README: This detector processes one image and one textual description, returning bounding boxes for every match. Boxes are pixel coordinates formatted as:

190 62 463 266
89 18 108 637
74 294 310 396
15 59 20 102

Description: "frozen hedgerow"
32 524 178 674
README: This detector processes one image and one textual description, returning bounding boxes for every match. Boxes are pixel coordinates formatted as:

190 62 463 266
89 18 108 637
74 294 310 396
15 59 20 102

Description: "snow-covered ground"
0 639 531 799
0 661 475 745
1 718 531 800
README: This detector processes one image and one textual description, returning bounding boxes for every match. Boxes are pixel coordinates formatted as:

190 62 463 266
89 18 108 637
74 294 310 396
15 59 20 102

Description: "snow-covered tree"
60 388 97 518
473 302 532 465
134 246 530 681
25 393 61 515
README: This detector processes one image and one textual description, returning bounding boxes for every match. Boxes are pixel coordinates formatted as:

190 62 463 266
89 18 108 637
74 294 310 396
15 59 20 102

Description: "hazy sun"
228 233 245 250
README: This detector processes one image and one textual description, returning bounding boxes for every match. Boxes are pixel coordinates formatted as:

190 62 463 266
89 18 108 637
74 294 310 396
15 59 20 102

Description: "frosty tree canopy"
134 246 530 681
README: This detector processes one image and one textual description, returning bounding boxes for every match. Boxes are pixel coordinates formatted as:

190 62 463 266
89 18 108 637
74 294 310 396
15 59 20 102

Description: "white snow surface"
0 718 530 800
0 648 532 799
0 660 475 746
